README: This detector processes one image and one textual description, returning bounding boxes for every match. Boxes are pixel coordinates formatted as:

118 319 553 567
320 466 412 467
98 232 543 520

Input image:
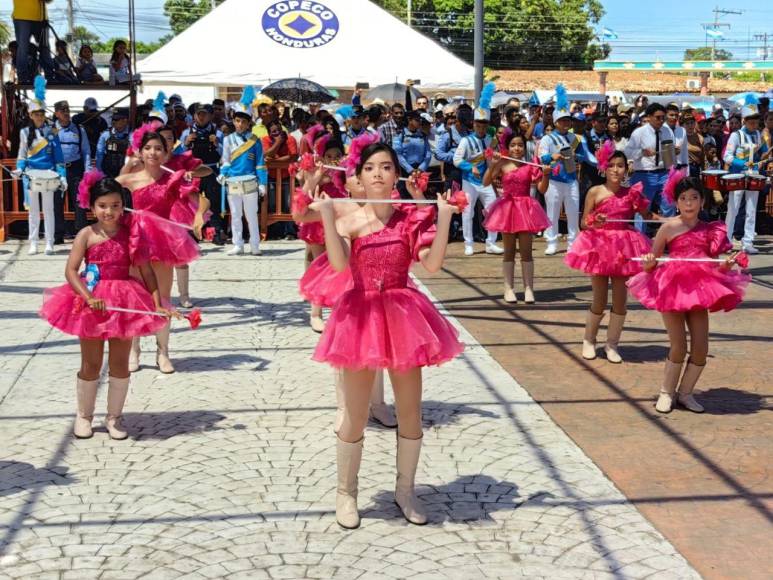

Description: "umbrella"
726 91 762 105
365 83 422 105
491 91 528 108
261 78 335 104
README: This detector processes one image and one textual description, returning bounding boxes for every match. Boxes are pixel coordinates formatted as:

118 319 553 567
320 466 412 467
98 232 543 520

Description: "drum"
701 169 727 190
226 175 259 195
720 173 746 192
745 173 767 191
26 169 61 194
559 147 576 174
660 139 675 169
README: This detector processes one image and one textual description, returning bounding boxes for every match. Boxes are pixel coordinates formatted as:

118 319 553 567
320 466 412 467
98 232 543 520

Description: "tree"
371 0 609 69
164 0 224 36
683 47 733 61
71 25 100 52
0 20 11 47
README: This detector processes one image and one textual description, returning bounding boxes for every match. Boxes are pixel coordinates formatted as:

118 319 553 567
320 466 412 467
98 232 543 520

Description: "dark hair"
110 40 127 65
504 131 525 149
366 105 382 124
665 103 680 113
391 103 405 112
608 150 628 166
674 176 705 199
324 139 344 156
212 98 225 107
645 103 666 117
355 142 400 175
140 131 167 151
157 124 175 138
90 177 129 207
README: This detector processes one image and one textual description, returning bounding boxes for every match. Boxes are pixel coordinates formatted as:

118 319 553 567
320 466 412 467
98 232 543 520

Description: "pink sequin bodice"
592 186 649 230
668 221 731 259
501 164 539 198
131 172 182 219
85 227 131 280
350 212 412 291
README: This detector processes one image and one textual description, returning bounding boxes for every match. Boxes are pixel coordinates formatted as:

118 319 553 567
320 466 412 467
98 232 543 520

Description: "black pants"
55 160 86 239
201 174 226 233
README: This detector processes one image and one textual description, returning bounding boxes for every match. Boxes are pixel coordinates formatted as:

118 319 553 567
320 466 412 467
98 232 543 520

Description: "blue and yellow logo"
262 1 340 49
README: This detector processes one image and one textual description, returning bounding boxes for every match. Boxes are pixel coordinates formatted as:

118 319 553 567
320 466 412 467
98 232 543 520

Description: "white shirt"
624 123 675 171
670 124 688 166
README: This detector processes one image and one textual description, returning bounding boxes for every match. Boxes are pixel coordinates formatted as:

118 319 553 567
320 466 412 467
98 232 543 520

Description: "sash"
230 134 257 162
28 136 50 157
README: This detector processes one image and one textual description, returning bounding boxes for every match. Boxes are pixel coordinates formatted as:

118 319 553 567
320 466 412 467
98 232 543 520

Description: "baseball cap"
195 103 214 114
419 112 433 124
112 108 129 120
54 100 70 112
83 97 98 111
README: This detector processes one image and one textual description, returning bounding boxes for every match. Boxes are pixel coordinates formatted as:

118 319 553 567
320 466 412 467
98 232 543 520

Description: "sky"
1 0 772 63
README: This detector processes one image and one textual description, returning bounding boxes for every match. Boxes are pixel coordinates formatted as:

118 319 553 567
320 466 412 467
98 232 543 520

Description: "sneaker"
742 245 759 255
544 244 558 256
250 247 262 256
464 245 474 257
485 243 504 255
44 242 54 255
28 242 38 255
226 246 244 256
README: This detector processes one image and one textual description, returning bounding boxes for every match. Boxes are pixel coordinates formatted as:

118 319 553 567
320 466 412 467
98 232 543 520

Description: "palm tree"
0 21 11 47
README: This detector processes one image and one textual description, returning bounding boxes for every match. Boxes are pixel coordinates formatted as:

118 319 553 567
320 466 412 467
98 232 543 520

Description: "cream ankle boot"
334 370 344 434
74 376 99 439
502 261 517 303
521 260 535 304
105 376 130 440
336 436 363 529
655 359 683 413
128 337 141 373
582 311 605 360
310 304 325 333
677 360 705 413
604 311 626 364
369 370 397 428
176 266 192 308
156 324 175 374
395 435 428 525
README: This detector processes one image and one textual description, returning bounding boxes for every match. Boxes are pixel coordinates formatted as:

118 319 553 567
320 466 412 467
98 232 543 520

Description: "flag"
601 27 618 40
706 28 724 39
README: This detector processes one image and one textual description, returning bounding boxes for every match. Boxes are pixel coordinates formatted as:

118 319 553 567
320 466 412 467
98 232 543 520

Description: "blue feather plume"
744 93 759 106
555 84 568 112
240 86 256 107
153 91 166 112
33 75 46 102
336 105 354 120
479 82 495 112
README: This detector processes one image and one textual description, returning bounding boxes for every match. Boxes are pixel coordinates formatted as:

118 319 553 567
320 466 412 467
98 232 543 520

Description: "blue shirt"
538 130 596 183
55 121 90 166
434 125 468 164
17 126 65 173
393 128 431 173
220 131 267 185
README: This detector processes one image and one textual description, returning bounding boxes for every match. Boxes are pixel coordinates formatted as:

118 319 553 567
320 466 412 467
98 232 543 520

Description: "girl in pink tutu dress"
482 132 550 303
40 177 176 440
566 149 656 364
117 130 200 374
307 142 463 530
628 176 750 414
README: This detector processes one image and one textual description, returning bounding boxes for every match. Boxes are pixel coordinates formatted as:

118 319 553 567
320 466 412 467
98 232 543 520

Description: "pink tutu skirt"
627 263 750 313
169 197 212 227
298 222 325 246
483 195 551 234
40 280 167 340
312 287 464 371
565 228 652 277
129 210 200 267
299 253 352 308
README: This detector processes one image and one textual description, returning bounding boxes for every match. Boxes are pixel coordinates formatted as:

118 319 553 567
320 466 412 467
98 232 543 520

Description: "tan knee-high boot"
395 435 428 525
336 436 363 529
369 370 397 428
655 359 684 413
334 370 344 433
677 359 705 413
74 376 99 439
582 310 605 360
156 323 175 374
176 266 192 308
128 337 141 373
105 376 130 440
604 311 626 364
502 261 517 303
521 260 535 304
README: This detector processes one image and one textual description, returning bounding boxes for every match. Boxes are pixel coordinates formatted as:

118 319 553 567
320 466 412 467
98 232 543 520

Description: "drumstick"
124 208 194 231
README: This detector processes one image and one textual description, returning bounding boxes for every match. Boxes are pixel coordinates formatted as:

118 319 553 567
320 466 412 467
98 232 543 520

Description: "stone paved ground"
0 239 700 579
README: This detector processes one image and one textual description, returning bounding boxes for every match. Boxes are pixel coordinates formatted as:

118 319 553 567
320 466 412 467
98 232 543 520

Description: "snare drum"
226 175 259 195
701 169 727 190
560 147 576 174
720 173 746 192
26 169 61 194
745 173 767 191
660 139 675 169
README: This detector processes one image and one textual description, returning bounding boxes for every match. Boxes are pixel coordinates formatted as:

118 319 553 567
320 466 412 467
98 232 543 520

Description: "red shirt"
262 133 298 178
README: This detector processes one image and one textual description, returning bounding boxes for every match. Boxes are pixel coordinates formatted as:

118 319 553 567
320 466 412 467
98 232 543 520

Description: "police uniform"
53 101 91 238
96 109 131 178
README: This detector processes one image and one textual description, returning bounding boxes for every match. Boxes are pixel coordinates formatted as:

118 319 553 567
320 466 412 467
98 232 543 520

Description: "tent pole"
474 0 484 102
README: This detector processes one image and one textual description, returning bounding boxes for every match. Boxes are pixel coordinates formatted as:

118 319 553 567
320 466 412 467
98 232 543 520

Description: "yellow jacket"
13 0 47 21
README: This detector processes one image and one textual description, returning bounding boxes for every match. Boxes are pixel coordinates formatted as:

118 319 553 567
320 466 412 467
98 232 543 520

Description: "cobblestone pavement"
0 240 699 579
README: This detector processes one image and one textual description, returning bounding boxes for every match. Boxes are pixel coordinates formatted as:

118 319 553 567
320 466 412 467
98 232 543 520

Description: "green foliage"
0 20 12 47
164 0 225 36
683 46 733 61
371 0 608 69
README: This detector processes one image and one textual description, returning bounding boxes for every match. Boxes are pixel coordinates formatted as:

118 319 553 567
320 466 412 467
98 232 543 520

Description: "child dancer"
566 145 655 363
628 176 750 413
309 142 463 529
482 131 550 303
39 176 174 439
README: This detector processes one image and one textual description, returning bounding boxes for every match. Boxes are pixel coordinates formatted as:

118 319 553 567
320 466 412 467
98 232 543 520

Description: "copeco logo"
262 1 340 49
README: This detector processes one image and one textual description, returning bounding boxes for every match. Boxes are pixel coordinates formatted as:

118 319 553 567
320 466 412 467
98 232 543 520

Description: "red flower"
450 189 468 212
484 147 495 160
292 188 311 214
585 213 596 228
416 172 430 193
735 252 750 269
299 152 315 171
288 162 299 178
185 308 202 330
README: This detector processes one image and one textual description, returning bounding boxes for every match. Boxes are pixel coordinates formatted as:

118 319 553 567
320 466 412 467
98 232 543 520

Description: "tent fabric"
138 0 474 89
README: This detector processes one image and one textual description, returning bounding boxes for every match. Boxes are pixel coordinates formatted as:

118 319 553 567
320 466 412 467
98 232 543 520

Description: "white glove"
10 169 23 179
60 177 69 191
216 173 226 185
258 184 266 197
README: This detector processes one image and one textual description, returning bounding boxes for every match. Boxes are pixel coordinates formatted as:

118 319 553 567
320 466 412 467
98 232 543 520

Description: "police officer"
393 110 432 198
95 108 130 178
179 103 226 244
53 100 90 240
343 106 368 150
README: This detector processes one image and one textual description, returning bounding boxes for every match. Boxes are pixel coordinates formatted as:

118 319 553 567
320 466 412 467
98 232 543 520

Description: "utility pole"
66 0 74 44
407 0 412 26
754 32 771 60
701 6 742 61
474 0 483 101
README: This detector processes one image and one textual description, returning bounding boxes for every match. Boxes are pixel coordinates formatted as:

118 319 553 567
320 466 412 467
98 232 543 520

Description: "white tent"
138 0 474 89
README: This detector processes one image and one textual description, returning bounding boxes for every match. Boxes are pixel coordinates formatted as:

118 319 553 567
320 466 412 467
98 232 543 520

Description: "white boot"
74 376 99 439
176 267 193 308
310 304 325 333
28 241 38 255
582 311 605 360
336 436 363 529
655 359 683 413
395 435 428 525
604 311 626 364
677 360 705 413
521 260 535 304
105 376 130 440
128 337 141 373
156 323 175 374
502 261 517 303
369 371 397 428
45 241 54 255
334 370 344 434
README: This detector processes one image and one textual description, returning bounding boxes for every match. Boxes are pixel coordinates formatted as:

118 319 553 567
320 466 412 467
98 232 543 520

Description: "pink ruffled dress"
130 170 200 266
298 181 348 246
40 225 167 340
565 185 653 277
299 252 353 308
166 152 212 226
627 221 750 312
483 165 551 234
312 208 463 371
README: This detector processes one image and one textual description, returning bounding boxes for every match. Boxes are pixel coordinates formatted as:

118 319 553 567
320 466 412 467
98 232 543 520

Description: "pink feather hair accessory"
595 139 616 173
303 124 326 150
661 167 687 206
498 127 513 153
342 132 380 176
77 169 105 209
314 133 331 157
131 120 163 152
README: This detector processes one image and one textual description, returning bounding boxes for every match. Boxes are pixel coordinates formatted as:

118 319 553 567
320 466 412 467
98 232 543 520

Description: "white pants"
544 179 579 246
461 180 497 246
725 189 758 247
228 192 260 251
27 187 56 245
